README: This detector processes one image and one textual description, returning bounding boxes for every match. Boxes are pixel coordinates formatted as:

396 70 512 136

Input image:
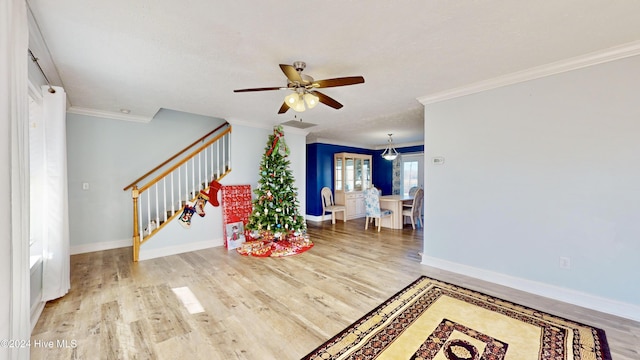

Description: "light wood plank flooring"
32 220 640 359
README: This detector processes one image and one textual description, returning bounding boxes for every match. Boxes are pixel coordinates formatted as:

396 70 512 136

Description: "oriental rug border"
301 276 611 360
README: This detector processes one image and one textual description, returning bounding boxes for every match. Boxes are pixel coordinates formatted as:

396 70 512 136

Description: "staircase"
123 122 232 261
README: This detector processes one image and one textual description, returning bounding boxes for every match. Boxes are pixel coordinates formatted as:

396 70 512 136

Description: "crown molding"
68 106 154 123
418 41 640 105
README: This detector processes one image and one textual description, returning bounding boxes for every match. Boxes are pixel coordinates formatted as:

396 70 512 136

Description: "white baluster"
184 163 189 203
222 133 226 173
216 140 220 180
197 152 202 191
146 190 151 239
178 163 183 209
154 183 159 230
191 157 195 199
171 172 175 216
204 145 208 185
227 131 231 171
162 177 167 223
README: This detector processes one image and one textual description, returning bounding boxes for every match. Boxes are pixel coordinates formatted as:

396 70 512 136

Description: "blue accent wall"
306 143 374 216
372 145 424 195
306 143 423 216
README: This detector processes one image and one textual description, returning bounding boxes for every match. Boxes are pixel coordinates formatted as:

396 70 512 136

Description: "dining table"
378 194 413 229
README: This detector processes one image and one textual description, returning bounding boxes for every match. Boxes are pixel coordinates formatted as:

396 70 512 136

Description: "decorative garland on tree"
246 125 306 240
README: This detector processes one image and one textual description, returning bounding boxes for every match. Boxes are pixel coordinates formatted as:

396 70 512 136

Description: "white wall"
422 55 640 320
66 109 228 252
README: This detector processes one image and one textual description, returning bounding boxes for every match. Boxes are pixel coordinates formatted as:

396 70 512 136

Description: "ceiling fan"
233 61 365 114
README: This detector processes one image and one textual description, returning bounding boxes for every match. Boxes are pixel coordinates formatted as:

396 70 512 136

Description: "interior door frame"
400 152 424 197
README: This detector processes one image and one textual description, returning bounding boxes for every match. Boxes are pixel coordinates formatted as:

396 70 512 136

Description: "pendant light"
381 133 399 161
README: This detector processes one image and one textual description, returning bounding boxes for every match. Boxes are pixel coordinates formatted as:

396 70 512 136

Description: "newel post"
132 186 140 262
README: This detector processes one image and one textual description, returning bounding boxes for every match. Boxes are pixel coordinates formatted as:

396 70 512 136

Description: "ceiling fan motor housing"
289 61 313 86
293 61 306 72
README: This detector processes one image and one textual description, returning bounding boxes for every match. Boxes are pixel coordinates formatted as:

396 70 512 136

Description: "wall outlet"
82 182 90 190
559 256 571 269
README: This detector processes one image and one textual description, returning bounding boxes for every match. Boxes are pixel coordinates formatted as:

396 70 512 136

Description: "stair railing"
124 122 232 261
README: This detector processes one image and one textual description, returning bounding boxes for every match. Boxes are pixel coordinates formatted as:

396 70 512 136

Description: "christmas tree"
246 126 307 239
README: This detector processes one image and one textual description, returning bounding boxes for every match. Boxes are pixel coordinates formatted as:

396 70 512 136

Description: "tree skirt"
236 236 313 257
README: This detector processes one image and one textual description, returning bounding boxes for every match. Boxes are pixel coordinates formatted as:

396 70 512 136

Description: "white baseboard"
422 255 640 322
306 215 325 222
306 214 351 223
30 300 45 333
70 238 131 255
138 238 225 261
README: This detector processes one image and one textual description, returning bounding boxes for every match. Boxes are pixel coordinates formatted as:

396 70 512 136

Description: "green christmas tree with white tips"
246 126 306 239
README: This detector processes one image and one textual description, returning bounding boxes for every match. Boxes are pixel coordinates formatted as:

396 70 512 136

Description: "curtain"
392 156 401 195
41 85 70 302
1 0 31 359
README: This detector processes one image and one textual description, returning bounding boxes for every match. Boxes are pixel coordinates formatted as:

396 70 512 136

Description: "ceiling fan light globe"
304 93 319 109
285 92 306 112
382 153 398 161
285 93 298 105
292 103 306 112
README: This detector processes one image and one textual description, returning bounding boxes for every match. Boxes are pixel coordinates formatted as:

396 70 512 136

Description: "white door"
401 153 424 197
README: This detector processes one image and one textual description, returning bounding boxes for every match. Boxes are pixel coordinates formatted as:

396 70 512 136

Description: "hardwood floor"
32 220 640 359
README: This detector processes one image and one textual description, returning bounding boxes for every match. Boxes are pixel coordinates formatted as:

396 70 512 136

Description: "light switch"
82 182 90 190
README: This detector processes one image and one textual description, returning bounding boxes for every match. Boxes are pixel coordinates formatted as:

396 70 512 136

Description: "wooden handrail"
123 121 230 191
137 126 231 194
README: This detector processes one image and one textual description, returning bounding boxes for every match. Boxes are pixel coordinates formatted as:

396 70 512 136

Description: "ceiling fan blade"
312 76 365 88
233 86 284 93
279 64 303 83
313 91 343 109
278 102 290 114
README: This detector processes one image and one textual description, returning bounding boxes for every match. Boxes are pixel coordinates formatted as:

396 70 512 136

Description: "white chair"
402 188 423 229
364 187 393 232
403 186 420 209
321 187 346 224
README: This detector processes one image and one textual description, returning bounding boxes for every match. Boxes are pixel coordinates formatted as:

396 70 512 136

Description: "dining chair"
402 188 424 229
403 186 420 209
364 187 393 232
321 187 346 224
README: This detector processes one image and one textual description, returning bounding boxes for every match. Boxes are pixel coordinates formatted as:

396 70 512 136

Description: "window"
401 154 424 197
403 161 419 197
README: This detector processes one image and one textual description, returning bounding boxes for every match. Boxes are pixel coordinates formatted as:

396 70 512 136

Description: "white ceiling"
27 0 640 147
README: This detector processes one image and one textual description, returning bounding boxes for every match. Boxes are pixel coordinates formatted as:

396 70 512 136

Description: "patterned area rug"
302 276 611 360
